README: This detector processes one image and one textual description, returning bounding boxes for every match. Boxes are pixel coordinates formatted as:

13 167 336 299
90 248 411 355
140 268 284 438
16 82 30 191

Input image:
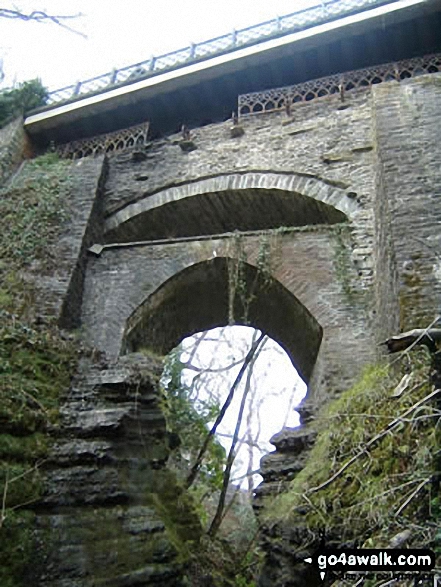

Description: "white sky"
180 326 307 488
0 0 320 90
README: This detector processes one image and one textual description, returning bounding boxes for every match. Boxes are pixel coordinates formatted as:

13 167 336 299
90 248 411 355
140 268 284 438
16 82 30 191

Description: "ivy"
227 232 274 324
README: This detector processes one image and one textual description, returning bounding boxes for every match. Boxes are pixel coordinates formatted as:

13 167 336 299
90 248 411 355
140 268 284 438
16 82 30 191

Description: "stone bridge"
65 78 440 400
2 0 441 584
80 89 377 400
21 74 437 586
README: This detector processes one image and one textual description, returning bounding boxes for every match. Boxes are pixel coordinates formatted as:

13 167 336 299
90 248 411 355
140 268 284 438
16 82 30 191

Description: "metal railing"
46 0 397 106
54 52 441 162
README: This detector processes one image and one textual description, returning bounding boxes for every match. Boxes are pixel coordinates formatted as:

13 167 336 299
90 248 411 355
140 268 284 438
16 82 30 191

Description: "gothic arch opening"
123 257 322 384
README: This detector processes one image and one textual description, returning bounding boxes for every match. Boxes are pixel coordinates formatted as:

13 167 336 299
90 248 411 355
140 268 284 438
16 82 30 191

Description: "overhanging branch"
0 8 86 37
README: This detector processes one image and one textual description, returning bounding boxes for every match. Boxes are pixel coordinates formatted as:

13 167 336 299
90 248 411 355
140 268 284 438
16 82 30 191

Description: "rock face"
255 401 323 587
33 354 200 587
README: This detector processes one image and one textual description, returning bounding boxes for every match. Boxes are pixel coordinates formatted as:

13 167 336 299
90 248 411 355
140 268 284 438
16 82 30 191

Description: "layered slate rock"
34 353 201 587
255 401 323 587
254 401 317 509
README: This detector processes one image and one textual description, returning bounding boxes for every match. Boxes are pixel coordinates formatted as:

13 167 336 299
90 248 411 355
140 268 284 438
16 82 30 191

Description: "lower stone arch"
123 256 322 384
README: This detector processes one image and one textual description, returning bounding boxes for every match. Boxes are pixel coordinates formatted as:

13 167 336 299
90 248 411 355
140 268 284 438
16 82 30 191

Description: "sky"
0 0 320 90
180 326 306 489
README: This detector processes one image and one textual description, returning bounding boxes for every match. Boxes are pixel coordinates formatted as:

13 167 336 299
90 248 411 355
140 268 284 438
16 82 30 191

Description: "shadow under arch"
123 257 322 384
104 172 356 243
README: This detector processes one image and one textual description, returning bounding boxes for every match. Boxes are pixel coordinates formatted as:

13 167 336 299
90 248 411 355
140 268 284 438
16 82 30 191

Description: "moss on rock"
265 351 440 555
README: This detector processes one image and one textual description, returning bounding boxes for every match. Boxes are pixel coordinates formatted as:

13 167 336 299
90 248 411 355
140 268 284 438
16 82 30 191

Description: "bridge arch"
104 172 358 243
123 256 322 384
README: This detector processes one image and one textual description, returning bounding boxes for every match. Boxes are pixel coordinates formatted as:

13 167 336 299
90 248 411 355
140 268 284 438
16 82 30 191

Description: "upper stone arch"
104 171 358 243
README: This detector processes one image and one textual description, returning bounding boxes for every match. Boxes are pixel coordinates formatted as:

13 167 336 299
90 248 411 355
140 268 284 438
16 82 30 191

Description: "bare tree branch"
0 8 86 38
183 354 249 374
216 432 266 451
183 330 209 365
382 327 441 354
208 333 267 537
230 468 262 483
185 331 266 489
394 476 432 517
307 388 440 495
0 459 45 528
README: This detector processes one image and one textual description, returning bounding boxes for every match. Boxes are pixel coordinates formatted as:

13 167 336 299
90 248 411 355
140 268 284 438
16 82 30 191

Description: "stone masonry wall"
372 74 441 336
81 227 376 402
58 156 107 328
254 75 441 586
0 117 32 185
27 156 107 326
75 88 385 409
103 90 377 296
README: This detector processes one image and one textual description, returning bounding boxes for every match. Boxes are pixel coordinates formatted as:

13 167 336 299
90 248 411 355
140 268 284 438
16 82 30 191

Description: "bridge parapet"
238 52 441 115
52 53 441 162
56 121 150 160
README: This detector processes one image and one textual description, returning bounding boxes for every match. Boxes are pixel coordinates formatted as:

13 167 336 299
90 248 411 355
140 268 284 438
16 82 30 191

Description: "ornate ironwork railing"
46 0 396 106
238 53 441 115
56 121 150 160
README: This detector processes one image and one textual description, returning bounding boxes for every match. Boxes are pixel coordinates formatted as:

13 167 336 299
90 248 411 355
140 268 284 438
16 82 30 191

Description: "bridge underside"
26 0 441 144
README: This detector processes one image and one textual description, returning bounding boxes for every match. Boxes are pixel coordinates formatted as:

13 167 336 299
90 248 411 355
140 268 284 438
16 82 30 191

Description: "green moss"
398 257 434 330
0 151 78 585
0 153 71 268
0 511 40 587
147 469 202 560
0 311 77 434
331 224 365 306
265 351 440 551
0 433 48 461
69 506 177 581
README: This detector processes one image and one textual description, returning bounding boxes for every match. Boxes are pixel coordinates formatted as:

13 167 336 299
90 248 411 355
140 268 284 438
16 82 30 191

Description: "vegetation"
160 341 262 586
227 233 273 325
161 346 226 494
0 79 47 129
0 152 71 312
0 152 77 586
331 223 367 306
265 350 440 566
0 145 436 587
